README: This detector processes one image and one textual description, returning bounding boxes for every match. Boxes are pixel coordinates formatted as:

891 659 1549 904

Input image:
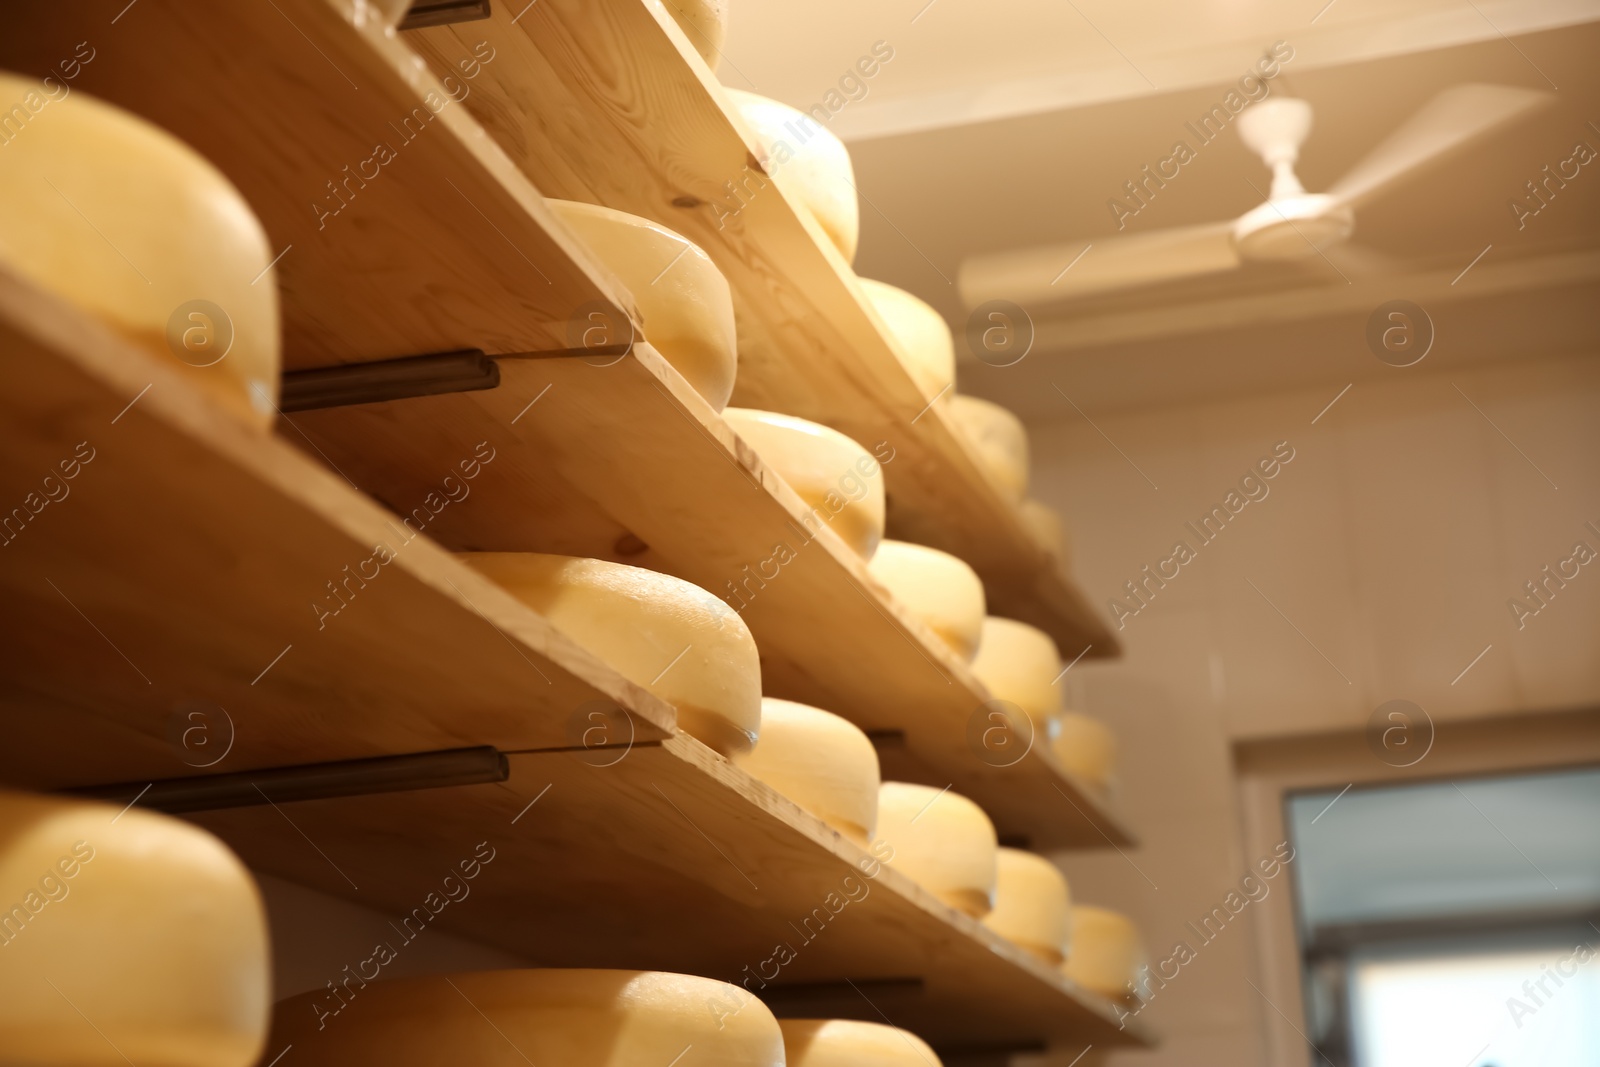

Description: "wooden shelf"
184 730 1153 1053
3 0 1132 850
0 279 1151 1053
404 0 1121 663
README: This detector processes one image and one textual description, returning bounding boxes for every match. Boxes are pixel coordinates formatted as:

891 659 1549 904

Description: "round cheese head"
0 75 280 428
0 791 270 1066
725 90 859 263
734 698 880 844
723 408 886 559
981 848 1072 966
272 969 785 1065
779 1018 944 1067
655 0 728 67
1062 906 1145 999
547 199 737 411
875 782 997 917
1049 712 1117 795
1019 498 1068 562
970 616 1062 720
459 553 761 754
947 395 1028 502
866 541 985 662
857 278 954 402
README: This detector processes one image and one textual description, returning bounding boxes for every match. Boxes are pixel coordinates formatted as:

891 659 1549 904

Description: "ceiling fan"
957 83 1553 307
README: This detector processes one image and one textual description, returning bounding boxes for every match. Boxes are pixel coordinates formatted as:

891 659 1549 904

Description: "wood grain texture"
189 732 1155 1051
405 0 1120 661
0 267 674 789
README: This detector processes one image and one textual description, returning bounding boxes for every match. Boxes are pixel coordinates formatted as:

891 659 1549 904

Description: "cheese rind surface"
970 616 1062 720
1049 712 1118 795
981 847 1072 965
858 278 955 401
947 395 1029 502
271 969 785 1065
0 75 280 428
655 0 729 67
0 791 270 1066
734 698 880 844
547 199 738 411
1019 498 1069 562
460 553 761 754
866 540 986 662
779 1018 945 1067
726 90 859 263
875 781 998 917
1062 905 1145 999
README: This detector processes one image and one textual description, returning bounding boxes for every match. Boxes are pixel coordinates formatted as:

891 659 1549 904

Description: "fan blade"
1326 83 1553 209
958 221 1239 307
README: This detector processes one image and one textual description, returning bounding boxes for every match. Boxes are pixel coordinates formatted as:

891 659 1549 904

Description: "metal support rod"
65 746 509 814
398 0 494 30
280 350 500 412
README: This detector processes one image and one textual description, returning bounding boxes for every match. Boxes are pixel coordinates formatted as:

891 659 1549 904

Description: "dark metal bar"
66 746 509 814
280 350 499 412
399 0 493 30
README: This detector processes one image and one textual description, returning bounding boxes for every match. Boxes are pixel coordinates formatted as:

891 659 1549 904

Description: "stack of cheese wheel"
970 616 1063 723
655 0 729 66
1051 712 1118 799
858 279 955 403
1062 905 1146 999
723 409 887 559
272 969 785 1065
947 395 1029 503
867 541 986 661
981 848 1072 965
546 200 738 411
875 781 998 917
0 791 270 1066
726 89 859 263
780 1018 945 1066
735 698 880 845
459 553 761 755
0 75 281 429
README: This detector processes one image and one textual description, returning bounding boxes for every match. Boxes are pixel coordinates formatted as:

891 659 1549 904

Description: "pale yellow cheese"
982 848 1072 966
272 969 785 1065
1062 906 1145 999
780 1018 944 1067
0 75 280 428
1019 498 1069 562
725 89 859 263
866 540 986 662
875 782 997 917
858 278 955 401
723 408 886 559
655 0 729 67
546 199 737 411
1049 712 1117 795
459 553 761 755
947 395 1029 502
734 698 880 845
0 791 269 1066
970 616 1062 720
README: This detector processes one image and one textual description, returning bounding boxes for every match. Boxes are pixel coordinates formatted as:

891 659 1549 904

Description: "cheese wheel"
875 782 997 917
780 1018 944 1067
982 848 1072 966
734 699 880 844
1019 498 1068 562
866 541 985 662
0 791 269 1066
546 200 737 411
947 395 1028 502
970 616 1062 720
1049 712 1117 795
1062 906 1145 999
723 408 886 559
0 75 280 428
858 278 955 401
725 90 859 263
271 969 785 1065
655 0 728 67
459 553 761 754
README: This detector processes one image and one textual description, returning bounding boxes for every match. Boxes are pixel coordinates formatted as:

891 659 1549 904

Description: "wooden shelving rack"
0 0 1152 1056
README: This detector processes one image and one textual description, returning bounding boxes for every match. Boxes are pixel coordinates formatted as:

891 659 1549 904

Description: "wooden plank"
0 267 675 789
406 0 1120 660
186 732 1154 1051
